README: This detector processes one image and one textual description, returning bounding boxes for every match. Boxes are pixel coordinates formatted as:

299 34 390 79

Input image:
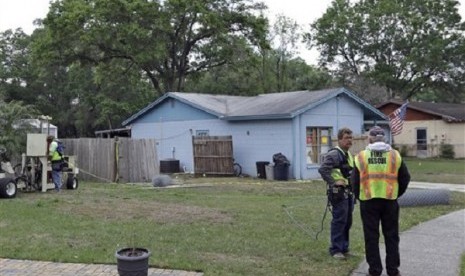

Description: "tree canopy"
307 0 465 102
38 0 269 94
4 0 464 139
1 1 333 138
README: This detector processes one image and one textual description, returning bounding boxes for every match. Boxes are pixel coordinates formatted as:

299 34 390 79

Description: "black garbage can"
272 153 290 181
273 164 289 181
256 161 270 179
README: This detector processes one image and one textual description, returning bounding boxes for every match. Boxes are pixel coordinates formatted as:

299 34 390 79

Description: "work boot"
343 251 357 257
367 269 381 276
332 252 345 259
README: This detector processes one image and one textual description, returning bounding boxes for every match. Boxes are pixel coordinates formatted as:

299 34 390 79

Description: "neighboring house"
377 101 465 158
95 127 131 138
15 118 58 138
122 87 388 180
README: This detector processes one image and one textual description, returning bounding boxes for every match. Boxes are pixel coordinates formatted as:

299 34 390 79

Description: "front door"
416 128 427 158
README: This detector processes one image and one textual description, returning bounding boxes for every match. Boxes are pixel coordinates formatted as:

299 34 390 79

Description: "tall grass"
1 177 464 275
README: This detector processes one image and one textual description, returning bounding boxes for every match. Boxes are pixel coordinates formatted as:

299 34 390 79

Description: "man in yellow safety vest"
318 127 354 259
47 135 63 192
351 126 410 276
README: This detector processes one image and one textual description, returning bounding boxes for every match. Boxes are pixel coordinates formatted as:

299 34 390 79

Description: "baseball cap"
368 126 385 139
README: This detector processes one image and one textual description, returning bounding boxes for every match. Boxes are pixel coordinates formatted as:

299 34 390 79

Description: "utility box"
27 133 48 156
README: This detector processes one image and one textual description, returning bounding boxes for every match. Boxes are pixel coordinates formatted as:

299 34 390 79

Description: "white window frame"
306 127 333 165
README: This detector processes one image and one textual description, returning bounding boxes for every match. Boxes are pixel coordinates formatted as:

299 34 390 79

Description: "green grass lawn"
404 157 465 184
1 176 464 275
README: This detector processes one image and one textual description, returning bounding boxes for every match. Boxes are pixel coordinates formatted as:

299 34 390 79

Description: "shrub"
439 143 455 159
394 145 409 157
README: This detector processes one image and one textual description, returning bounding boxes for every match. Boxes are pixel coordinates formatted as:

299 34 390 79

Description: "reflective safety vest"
354 149 401 200
49 140 62 162
330 146 354 185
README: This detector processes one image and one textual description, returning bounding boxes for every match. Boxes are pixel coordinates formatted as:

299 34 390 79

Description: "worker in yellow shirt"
47 135 63 192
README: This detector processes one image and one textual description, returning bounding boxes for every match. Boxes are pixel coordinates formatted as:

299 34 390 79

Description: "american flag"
389 101 408 136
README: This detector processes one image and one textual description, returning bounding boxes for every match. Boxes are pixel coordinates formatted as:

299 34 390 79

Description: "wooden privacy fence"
61 138 158 183
193 135 234 175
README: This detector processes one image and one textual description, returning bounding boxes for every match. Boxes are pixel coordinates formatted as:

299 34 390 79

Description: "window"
306 127 333 164
196 130 209 136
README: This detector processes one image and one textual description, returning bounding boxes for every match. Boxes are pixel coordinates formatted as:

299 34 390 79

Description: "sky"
1 0 464 65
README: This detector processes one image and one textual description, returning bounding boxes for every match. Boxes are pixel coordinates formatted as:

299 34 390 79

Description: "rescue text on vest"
368 151 387 164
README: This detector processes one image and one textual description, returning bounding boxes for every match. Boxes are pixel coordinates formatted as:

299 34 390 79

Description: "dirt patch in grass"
60 198 233 224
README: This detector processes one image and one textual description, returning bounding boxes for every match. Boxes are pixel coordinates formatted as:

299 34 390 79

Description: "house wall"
294 95 365 179
225 120 294 177
132 119 294 177
378 104 442 121
130 99 295 177
135 98 217 123
392 120 465 158
130 94 381 179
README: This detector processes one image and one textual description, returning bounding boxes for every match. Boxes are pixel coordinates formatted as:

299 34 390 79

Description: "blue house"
122 87 388 179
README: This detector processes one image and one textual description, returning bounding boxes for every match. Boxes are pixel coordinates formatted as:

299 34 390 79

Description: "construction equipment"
0 147 16 198
0 133 79 199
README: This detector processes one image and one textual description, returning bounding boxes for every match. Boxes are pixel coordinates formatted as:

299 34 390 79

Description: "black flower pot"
115 247 151 276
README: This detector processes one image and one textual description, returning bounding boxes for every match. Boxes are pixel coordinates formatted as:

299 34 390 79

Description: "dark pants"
329 194 354 255
360 199 400 276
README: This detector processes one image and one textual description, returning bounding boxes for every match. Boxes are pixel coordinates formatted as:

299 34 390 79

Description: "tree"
284 57 334 91
306 0 465 101
268 14 301 92
0 29 38 104
73 61 155 136
36 0 269 95
184 38 266 95
184 13 333 95
0 26 155 137
0 28 80 137
0 100 39 161
184 42 333 94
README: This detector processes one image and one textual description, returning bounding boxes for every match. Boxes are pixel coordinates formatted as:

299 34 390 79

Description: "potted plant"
115 223 151 276
115 246 151 276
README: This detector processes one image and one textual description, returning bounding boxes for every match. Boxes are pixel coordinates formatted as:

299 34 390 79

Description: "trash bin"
273 164 289 181
272 153 290 181
256 161 270 179
265 164 274 180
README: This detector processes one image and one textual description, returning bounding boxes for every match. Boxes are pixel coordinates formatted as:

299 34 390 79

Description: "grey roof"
379 101 465 122
122 87 388 126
